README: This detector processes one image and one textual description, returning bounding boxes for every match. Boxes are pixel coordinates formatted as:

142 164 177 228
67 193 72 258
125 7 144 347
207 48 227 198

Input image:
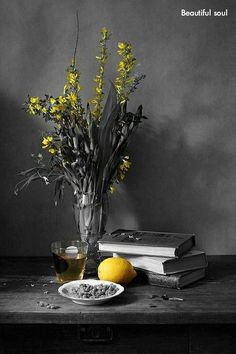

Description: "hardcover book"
140 268 206 289
113 249 207 275
98 230 195 257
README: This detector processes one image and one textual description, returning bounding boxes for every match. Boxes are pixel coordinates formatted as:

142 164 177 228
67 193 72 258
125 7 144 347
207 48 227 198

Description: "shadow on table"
105 293 138 306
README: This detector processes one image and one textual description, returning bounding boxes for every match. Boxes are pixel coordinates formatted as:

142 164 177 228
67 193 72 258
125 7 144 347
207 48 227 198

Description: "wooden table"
0 256 235 353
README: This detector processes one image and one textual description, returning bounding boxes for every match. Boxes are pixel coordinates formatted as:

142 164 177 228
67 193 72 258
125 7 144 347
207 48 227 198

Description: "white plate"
58 279 124 306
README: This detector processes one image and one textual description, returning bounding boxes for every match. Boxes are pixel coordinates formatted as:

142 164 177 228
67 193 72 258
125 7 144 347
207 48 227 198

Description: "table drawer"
189 324 236 354
1 324 188 354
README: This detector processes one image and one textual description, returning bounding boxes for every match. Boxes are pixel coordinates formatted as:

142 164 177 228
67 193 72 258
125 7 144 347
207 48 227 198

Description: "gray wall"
1 0 236 255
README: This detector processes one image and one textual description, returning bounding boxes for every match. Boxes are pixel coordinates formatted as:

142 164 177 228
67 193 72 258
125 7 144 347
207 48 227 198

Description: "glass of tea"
51 240 88 283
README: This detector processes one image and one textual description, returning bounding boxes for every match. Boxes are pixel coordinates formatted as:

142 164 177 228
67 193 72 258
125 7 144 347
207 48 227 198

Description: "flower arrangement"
15 25 146 271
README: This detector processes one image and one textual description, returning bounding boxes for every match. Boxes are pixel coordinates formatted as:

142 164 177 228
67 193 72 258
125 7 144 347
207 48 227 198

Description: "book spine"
142 271 180 289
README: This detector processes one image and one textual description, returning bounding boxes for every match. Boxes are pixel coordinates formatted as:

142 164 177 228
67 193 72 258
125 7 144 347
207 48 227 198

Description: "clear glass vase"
73 192 108 276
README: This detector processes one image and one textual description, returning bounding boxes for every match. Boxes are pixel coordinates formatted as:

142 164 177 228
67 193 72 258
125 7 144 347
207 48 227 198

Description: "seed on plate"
68 283 119 299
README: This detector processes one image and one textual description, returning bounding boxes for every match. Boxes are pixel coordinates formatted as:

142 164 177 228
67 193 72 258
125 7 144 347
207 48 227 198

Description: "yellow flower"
101 27 108 40
34 103 41 110
119 156 132 172
115 84 122 93
50 104 65 114
95 87 103 94
90 28 112 120
27 97 42 115
42 136 53 149
118 42 126 50
67 92 77 106
58 96 67 104
67 72 77 86
29 97 40 104
115 42 136 103
49 97 56 105
42 135 57 154
58 104 66 111
41 107 47 114
109 185 116 193
50 106 58 113
48 148 56 155
28 104 36 115
63 84 68 93
117 61 126 71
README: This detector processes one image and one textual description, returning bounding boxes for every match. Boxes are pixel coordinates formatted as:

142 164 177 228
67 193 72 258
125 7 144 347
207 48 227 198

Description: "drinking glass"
51 240 88 283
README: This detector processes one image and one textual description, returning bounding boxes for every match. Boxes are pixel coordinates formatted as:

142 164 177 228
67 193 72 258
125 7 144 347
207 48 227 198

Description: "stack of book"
98 230 208 289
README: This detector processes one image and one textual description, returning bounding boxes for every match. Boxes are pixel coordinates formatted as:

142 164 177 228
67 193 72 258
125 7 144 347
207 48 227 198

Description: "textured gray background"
0 0 236 255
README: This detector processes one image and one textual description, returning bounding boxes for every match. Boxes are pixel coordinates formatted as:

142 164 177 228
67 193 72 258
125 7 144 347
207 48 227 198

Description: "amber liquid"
52 252 86 283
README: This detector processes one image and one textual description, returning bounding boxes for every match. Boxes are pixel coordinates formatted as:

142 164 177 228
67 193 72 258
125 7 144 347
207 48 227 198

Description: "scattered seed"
169 297 184 301
161 294 169 300
161 294 184 301
47 304 60 309
37 301 60 309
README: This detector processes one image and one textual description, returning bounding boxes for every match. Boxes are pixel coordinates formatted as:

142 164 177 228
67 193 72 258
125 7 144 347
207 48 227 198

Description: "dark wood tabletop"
0 256 235 325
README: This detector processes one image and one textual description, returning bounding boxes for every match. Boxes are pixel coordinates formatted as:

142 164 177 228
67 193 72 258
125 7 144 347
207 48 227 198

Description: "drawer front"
1 324 188 354
189 325 236 354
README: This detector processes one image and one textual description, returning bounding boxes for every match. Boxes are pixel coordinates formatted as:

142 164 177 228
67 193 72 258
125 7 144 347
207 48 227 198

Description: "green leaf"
99 82 117 131
54 176 65 205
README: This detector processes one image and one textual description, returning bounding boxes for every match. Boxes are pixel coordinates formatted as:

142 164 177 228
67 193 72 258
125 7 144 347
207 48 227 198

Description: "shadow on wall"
109 112 236 252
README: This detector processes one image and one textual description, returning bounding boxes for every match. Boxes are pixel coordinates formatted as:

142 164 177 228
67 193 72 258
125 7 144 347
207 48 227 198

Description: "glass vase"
73 192 108 276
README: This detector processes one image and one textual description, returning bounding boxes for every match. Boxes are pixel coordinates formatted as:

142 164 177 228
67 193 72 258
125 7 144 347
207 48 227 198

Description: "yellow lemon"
98 257 137 285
